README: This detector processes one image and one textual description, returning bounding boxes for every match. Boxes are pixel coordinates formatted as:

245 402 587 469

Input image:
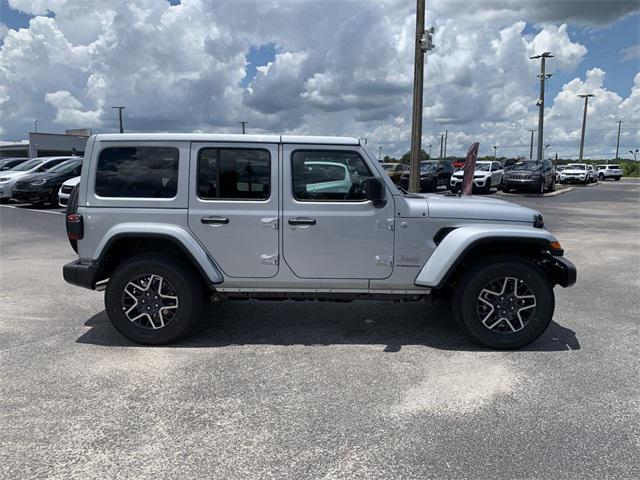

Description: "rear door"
188 142 279 278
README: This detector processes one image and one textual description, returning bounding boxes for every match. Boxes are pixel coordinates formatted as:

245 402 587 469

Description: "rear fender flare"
94 223 224 284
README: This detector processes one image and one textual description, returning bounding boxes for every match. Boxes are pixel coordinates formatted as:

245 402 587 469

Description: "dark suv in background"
12 157 83 205
398 160 453 192
502 159 555 193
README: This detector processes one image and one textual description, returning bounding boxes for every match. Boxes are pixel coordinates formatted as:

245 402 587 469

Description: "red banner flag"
461 142 479 196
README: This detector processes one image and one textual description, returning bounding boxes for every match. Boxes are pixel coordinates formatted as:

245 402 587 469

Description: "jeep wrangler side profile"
63 134 576 349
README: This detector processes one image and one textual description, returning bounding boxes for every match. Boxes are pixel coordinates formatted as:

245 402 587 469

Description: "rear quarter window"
95 147 179 198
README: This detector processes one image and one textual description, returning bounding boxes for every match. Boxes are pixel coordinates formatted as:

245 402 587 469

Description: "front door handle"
201 216 229 225
288 217 316 226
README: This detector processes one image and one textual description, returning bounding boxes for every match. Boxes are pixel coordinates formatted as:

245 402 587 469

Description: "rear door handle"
201 216 229 225
288 217 316 226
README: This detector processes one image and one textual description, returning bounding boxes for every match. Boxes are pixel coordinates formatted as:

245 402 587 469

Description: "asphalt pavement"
1 182 639 479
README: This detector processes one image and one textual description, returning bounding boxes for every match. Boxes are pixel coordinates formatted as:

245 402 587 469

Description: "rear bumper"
63 259 100 290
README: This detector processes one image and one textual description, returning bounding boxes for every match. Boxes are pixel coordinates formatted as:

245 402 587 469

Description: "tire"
599 173 604 181
549 177 555 192
538 178 544 194
614 177 621 181
65 186 80 253
105 253 203 345
483 179 491 194
451 255 555 349
0 198 8 204
449 184 459 193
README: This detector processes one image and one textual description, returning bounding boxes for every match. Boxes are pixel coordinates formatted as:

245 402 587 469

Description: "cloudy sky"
0 0 638 159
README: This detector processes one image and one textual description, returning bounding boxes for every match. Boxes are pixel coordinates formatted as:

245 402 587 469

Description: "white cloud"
621 44 640 61
0 0 638 159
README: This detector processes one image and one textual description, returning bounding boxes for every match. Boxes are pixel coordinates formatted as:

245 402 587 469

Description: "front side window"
198 148 270 200
96 147 179 198
292 150 375 201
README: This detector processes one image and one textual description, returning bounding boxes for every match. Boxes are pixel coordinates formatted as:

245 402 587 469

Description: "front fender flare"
94 223 224 284
414 224 558 288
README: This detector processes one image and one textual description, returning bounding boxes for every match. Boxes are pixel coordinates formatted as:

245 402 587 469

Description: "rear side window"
609 165 620 169
197 148 270 200
292 150 374 201
96 147 179 198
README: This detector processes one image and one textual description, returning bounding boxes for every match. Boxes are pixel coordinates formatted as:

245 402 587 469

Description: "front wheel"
614 177 621 181
105 253 203 345
451 255 555 349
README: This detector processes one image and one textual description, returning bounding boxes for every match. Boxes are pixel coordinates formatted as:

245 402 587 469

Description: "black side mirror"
362 177 386 208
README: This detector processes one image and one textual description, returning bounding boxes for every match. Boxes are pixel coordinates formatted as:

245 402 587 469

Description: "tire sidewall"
105 255 202 345
455 259 555 349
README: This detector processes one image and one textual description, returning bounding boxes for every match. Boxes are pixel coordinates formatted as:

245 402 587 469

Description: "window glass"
198 148 270 200
609 165 620 169
96 147 179 198
39 158 69 172
292 150 375 201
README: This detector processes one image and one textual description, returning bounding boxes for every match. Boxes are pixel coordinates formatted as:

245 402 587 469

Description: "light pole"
528 129 536 160
614 120 622 163
530 52 553 161
630 149 639 162
112 106 125 133
443 129 448 159
239 121 248 134
439 133 444 159
493 145 498 160
428 144 432 158
378 146 383 161
409 0 434 192
544 144 550 159
578 93 594 161
34 120 39 133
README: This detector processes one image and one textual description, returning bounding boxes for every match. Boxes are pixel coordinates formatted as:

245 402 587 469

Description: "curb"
496 187 574 198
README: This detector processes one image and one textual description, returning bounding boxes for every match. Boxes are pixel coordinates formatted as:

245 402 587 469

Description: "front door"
281 145 395 279
188 142 279 278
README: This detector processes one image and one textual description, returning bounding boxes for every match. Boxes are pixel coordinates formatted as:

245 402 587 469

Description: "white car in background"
58 176 81 207
449 160 504 194
596 164 623 181
0 157 74 203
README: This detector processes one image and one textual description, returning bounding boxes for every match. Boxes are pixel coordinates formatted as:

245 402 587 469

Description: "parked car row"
0 156 82 206
558 163 598 184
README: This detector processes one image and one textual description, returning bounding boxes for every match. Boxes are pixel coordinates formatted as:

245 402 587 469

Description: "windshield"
566 164 586 170
475 162 491 172
511 161 542 171
609 165 620 169
47 158 81 173
10 158 43 171
420 162 437 173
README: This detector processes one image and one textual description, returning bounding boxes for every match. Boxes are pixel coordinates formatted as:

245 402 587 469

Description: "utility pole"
409 0 434 192
378 146 383 161
439 133 444 159
34 120 39 133
493 145 498 160
614 120 622 163
239 121 248 134
578 94 594 161
528 129 536 160
443 129 448 159
530 52 553 161
428 144 432 158
112 106 125 133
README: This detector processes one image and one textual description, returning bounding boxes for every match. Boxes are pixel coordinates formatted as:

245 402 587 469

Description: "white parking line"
0 204 64 215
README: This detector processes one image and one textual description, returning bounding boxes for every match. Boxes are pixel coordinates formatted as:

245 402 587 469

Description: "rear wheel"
483 179 491 194
599 173 604 181
105 253 203 345
451 255 554 349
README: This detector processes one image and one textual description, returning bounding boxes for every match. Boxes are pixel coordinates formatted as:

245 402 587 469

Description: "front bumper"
545 254 577 288
63 259 100 290
12 186 50 203
450 177 488 188
504 178 540 189
560 175 586 183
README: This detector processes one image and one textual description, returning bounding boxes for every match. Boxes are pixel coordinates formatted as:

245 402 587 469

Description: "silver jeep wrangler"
63 134 576 349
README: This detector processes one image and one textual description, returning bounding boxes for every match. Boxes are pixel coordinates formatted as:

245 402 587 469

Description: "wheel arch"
94 225 224 287
415 225 562 290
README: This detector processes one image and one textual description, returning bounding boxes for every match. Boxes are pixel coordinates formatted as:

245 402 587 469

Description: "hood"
0 170 28 180
63 176 81 186
426 195 539 224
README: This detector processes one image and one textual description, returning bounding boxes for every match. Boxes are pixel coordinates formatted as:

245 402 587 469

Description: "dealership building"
0 129 90 158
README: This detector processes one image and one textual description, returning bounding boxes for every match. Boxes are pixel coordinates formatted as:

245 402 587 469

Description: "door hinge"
261 217 279 230
260 253 279 266
375 255 394 267
376 218 395 231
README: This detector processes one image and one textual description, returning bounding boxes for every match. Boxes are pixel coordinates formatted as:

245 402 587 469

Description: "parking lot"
1 181 639 479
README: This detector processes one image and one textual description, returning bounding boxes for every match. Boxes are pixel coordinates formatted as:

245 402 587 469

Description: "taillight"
66 213 84 240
